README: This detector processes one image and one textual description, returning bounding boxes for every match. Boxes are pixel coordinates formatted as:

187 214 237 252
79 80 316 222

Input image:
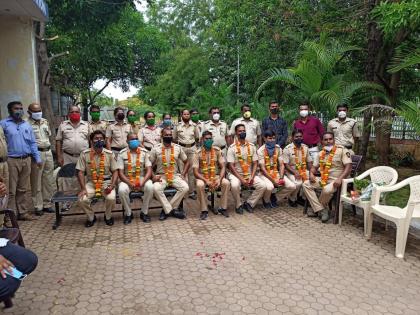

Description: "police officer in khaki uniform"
190 108 204 134
302 132 352 223
227 124 266 214
173 109 200 198
76 130 118 227
27 103 54 215
138 111 161 151
88 105 108 136
127 110 141 135
117 133 153 224
193 131 230 220
201 107 229 156
327 104 361 154
106 107 133 155
0 126 9 227
149 128 190 220
283 129 313 207
229 104 262 146
257 130 296 208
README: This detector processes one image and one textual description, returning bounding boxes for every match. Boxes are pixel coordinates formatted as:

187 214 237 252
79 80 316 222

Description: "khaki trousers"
259 175 296 203
7 157 31 215
228 173 266 208
302 178 337 213
153 174 189 214
78 181 116 221
63 152 80 192
118 179 153 216
179 145 196 193
30 150 54 210
196 177 230 212
286 171 310 201
0 161 9 226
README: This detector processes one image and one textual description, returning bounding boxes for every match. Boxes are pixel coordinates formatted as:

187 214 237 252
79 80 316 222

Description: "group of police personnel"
0 100 360 228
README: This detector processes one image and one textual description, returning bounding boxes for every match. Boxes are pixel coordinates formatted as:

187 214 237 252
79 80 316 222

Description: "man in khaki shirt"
138 111 161 151
76 130 118 227
327 104 361 154
88 105 108 136
229 104 262 146
106 107 133 154
27 103 54 215
117 133 153 224
193 131 230 220
283 129 313 207
149 128 190 220
302 132 352 223
173 109 200 197
201 107 229 155
227 124 266 214
0 126 8 227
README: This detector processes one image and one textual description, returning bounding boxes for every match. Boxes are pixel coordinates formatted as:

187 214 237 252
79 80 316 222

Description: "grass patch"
384 186 410 208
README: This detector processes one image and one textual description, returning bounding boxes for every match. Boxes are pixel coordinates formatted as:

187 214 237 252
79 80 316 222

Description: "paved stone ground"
4 196 420 315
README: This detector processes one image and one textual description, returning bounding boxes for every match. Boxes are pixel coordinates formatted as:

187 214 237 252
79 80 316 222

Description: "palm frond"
388 49 420 73
310 90 340 113
255 68 299 99
339 81 385 104
396 99 420 134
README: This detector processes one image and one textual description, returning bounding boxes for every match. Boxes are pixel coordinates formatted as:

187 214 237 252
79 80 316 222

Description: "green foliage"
354 178 370 192
93 91 114 107
396 99 420 135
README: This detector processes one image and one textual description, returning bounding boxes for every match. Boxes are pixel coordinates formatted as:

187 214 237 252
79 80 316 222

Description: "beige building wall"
0 15 39 119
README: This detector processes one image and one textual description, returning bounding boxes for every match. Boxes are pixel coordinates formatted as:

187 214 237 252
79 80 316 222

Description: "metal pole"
236 46 240 96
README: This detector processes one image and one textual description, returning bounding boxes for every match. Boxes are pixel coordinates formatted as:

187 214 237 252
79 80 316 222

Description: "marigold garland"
127 148 141 187
235 141 252 180
264 147 280 180
201 148 216 185
90 149 105 198
294 145 307 181
319 145 337 187
162 144 175 186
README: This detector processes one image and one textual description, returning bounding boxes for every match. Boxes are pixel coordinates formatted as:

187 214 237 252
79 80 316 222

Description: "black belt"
9 155 30 159
63 150 80 157
307 144 318 148
38 147 51 152
111 147 123 152
218 145 226 150
345 145 353 149
178 142 196 148
144 146 152 151
0 157 7 163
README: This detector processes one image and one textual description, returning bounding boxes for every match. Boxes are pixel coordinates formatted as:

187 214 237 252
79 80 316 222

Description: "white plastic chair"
366 175 420 258
339 166 398 236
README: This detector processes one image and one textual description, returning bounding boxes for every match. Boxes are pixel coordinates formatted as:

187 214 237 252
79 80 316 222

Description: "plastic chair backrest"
408 175 420 204
369 166 398 185
57 163 77 178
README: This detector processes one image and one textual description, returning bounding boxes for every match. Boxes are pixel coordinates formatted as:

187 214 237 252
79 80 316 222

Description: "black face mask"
270 108 279 114
116 112 125 120
238 132 247 140
162 136 172 144
93 139 105 149
294 139 303 146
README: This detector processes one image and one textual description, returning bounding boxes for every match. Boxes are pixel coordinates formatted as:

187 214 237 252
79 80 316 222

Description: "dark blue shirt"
262 116 288 147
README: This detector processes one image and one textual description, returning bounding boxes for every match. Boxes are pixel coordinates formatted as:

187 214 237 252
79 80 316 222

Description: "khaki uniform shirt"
116 147 152 177
105 122 133 149
283 143 312 172
28 117 51 149
76 148 117 181
327 118 361 147
149 143 187 175
130 122 142 135
226 142 258 176
192 147 224 175
201 120 228 148
0 126 8 158
138 126 162 150
173 121 200 145
257 144 283 169
229 117 261 145
88 120 108 136
56 120 89 155
316 145 352 179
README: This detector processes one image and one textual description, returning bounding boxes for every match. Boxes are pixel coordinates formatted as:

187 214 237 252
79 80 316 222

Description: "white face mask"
31 111 43 121
338 111 347 119
212 113 220 121
325 144 333 151
300 110 309 118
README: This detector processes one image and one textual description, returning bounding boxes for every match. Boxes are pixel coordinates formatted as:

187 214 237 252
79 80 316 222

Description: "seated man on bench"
149 127 190 220
302 132 352 223
193 130 230 220
117 133 153 224
76 130 119 227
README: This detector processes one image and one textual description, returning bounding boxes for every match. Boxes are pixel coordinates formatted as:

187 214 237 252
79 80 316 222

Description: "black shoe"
288 199 298 208
159 210 168 221
297 196 306 206
235 206 244 215
104 216 114 226
271 201 279 208
218 208 229 217
35 209 44 216
140 212 151 223
270 194 278 204
209 205 219 215
243 202 253 213
263 201 272 209
43 207 54 213
85 216 97 228
123 214 133 225
173 208 186 219
200 211 208 220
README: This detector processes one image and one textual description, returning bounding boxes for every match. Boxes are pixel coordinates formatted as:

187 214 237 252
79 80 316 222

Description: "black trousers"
0 242 38 300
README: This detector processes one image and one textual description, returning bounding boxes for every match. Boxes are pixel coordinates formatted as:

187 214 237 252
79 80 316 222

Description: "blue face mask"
128 139 140 150
93 140 105 149
238 132 246 140
265 141 276 156
163 119 172 126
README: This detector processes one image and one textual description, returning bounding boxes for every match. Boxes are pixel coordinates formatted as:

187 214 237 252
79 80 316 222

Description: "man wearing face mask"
88 105 108 137
201 107 229 156
105 107 133 155
117 133 154 224
190 108 203 134
262 101 288 148
302 132 352 223
76 130 118 227
283 129 313 207
0 101 41 221
293 102 324 165
229 104 262 147
138 111 161 151
193 131 230 220
27 103 54 216
327 104 361 155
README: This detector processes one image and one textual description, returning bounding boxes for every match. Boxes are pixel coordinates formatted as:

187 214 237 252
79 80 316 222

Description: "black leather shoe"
235 206 244 215
104 216 114 226
43 207 55 213
209 206 218 215
243 202 253 213
173 209 186 219
271 201 279 208
123 214 133 225
297 196 306 206
200 211 208 220
159 210 168 221
218 208 229 217
85 216 97 228
140 212 151 223
263 201 272 209
35 209 44 216
288 199 298 207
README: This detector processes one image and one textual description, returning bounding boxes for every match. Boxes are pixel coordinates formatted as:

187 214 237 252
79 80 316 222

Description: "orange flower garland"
162 144 175 186
201 148 216 185
127 148 141 187
90 150 105 198
264 147 279 180
235 141 252 180
294 145 307 181
319 145 337 187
